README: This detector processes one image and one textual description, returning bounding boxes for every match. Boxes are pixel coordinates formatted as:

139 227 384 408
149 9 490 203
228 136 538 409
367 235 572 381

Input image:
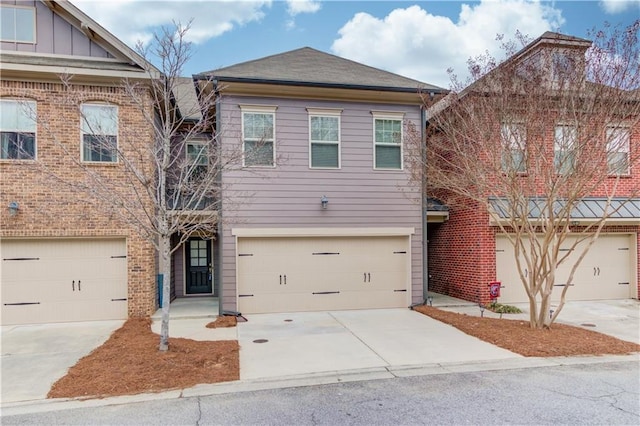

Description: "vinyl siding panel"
0 0 112 57
219 95 424 311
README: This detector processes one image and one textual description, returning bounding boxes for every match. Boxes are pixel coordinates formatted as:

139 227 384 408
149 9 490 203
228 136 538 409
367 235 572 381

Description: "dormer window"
552 51 577 82
0 5 36 43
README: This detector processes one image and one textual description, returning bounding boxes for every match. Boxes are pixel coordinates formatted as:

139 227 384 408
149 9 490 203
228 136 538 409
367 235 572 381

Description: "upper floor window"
500 122 526 173
373 111 404 170
0 99 36 160
308 108 341 169
241 105 276 167
606 126 630 175
0 6 35 43
186 141 208 179
81 103 118 163
554 124 576 174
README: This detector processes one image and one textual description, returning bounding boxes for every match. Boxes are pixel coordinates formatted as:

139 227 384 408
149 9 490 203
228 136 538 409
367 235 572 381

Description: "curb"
2 353 637 417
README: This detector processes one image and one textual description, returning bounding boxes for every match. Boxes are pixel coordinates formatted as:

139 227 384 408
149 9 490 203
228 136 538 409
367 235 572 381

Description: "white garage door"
1 238 128 325
496 234 635 303
237 236 410 314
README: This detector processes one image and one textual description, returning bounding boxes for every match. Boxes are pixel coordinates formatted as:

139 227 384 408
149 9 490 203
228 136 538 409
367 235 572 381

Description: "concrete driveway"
1 320 123 404
235 309 519 380
2 299 637 407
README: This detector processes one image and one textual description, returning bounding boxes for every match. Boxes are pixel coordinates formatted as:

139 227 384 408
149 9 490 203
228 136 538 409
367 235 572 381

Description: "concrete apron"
0 320 124 404
234 308 519 381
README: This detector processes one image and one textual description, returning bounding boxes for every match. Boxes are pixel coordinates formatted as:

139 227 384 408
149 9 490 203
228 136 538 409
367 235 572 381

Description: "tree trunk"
159 233 171 351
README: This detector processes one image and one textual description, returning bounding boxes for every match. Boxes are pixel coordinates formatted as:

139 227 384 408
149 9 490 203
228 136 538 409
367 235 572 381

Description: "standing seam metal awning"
488 197 640 220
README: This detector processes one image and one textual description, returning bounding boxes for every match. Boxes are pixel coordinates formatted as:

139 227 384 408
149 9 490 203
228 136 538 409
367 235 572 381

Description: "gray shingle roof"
197 47 444 93
173 77 201 121
489 197 640 220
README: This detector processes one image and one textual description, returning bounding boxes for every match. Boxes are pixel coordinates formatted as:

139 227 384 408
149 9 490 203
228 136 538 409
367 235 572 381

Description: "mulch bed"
206 316 237 328
414 305 640 357
48 318 239 399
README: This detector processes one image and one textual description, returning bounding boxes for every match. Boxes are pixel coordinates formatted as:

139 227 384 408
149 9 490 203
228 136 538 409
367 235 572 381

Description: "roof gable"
198 47 444 93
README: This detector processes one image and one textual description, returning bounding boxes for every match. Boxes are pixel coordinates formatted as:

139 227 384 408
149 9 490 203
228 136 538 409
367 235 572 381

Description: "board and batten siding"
219 95 424 311
0 0 112 57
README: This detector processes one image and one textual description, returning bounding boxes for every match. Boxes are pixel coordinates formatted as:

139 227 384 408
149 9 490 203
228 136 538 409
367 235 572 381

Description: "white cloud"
331 0 565 88
599 0 640 14
286 0 321 16
73 0 272 46
284 0 321 30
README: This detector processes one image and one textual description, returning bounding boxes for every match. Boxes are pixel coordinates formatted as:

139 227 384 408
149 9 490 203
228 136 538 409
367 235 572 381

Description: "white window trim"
372 111 405 171
554 123 577 174
0 5 36 44
500 121 527 173
606 125 631 176
307 108 342 170
186 139 209 166
0 98 37 161
239 104 277 168
80 102 119 164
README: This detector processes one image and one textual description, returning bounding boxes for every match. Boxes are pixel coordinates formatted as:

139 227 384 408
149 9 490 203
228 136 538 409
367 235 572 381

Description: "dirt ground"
49 307 639 400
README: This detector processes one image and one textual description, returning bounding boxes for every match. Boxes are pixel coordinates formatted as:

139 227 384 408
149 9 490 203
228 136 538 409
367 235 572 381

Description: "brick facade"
0 80 157 317
428 123 640 304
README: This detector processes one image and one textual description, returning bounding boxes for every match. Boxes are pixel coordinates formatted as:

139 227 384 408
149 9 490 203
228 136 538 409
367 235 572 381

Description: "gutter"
193 74 448 95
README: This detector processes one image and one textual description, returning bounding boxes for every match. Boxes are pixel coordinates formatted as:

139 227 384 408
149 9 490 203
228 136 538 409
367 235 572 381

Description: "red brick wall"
428 120 640 304
0 80 158 317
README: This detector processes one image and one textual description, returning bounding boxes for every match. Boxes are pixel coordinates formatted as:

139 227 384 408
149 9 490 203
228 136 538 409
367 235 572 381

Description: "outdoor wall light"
8 201 19 217
321 195 328 209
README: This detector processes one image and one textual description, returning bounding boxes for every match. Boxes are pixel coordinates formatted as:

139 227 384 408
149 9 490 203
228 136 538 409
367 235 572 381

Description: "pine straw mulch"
47 318 239 400
414 305 640 357
48 307 639 400
206 315 238 328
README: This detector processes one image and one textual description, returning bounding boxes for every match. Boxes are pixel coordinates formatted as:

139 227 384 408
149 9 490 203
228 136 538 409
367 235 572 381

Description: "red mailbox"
488 281 501 299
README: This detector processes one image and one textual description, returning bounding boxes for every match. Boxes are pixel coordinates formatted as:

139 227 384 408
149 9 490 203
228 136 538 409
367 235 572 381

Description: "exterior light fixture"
8 201 19 217
321 195 328 209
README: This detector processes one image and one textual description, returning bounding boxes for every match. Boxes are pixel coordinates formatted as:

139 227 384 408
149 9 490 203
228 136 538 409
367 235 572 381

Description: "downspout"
214 80 224 317
421 106 429 303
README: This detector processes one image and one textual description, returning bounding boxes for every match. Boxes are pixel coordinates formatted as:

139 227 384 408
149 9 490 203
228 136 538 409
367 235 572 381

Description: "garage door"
1 238 128 325
496 234 635 303
237 236 410 314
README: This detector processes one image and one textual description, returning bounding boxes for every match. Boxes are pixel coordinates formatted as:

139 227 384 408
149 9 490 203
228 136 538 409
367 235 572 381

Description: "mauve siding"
219 95 424 311
0 0 111 57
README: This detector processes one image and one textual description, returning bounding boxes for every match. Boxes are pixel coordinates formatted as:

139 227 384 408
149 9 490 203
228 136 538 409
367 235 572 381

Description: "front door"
185 238 212 295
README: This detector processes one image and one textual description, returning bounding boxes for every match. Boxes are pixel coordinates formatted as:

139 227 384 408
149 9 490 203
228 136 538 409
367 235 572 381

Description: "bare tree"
412 21 640 328
19 22 248 350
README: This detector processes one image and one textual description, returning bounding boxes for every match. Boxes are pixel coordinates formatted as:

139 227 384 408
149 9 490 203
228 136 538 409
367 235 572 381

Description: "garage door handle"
368 273 371 282
72 280 75 291
284 275 287 285
280 275 282 285
78 280 81 291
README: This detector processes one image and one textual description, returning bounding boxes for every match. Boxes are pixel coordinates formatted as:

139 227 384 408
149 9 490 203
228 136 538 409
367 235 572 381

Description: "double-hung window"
81 103 118 163
0 5 35 43
554 124 577 174
308 108 341 169
500 122 526 173
373 112 403 170
241 105 276 167
186 141 208 179
1 99 36 160
606 126 630 175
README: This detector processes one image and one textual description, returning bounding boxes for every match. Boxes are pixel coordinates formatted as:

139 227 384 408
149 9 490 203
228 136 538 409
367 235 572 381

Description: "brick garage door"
496 234 635 303
236 236 410 314
1 238 128 325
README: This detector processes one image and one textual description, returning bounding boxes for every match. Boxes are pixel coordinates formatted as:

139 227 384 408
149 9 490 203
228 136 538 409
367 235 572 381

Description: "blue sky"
74 0 640 88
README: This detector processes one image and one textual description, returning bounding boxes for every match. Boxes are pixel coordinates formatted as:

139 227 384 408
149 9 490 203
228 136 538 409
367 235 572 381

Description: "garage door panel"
237 235 411 314
1 239 128 325
497 234 634 303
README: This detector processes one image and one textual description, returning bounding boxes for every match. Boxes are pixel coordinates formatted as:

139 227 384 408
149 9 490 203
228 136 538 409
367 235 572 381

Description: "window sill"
0 158 37 163
81 161 119 166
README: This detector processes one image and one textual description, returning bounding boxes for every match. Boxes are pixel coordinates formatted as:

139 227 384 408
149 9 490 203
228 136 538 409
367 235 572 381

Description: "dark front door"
186 238 212 294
